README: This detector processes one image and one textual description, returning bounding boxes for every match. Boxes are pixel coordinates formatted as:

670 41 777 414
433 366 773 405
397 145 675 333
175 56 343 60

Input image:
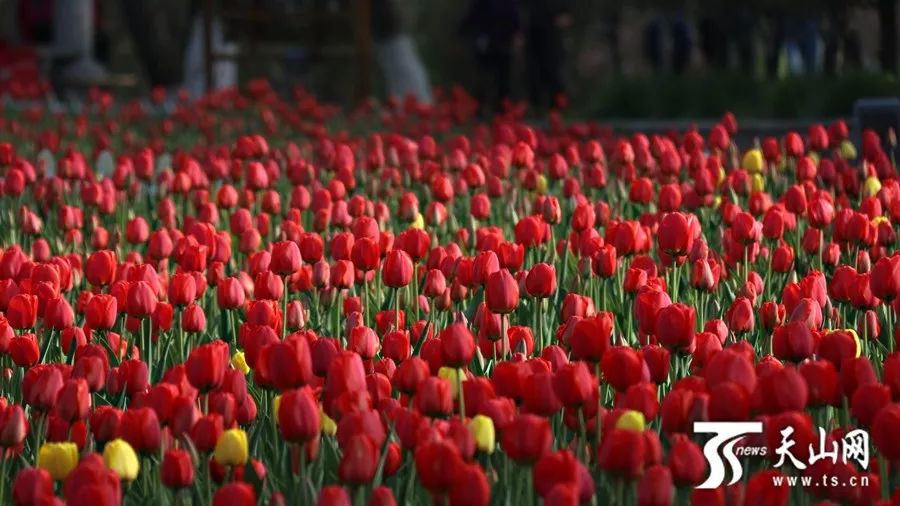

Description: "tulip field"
0 83 900 505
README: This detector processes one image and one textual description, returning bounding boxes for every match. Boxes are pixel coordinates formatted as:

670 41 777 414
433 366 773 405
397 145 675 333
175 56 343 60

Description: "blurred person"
643 11 692 74
17 0 110 82
372 0 432 104
460 0 520 114
119 0 197 91
522 0 570 109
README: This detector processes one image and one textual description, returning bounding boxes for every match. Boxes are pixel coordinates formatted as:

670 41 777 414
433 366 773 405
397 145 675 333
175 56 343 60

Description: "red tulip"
655 303 696 352
43 296 74 330
872 403 900 460
190 414 223 452
186 340 229 392
279 386 320 443
258 335 314 391
525 263 557 298
126 280 157 318
9 334 39 367
637 465 674 506
161 449 195 488
725 296 754 334
415 438 465 495
634 287 672 336
569 312 613 362
415 377 453 417
602 346 644 392
338 433 378 485
7 294 37 329
13 467 54 506
0 404 27 448
217 277 246 309
55 378 91 422
85 294 117 330
382 250 413 288
522 371 562 416
168 272 197 306
440 322 475 367
658 212 695 256
85 250 117 287
502 414 552 464
271 241 302 276
213 482 256 506
119 406 162 453
667 433 706 486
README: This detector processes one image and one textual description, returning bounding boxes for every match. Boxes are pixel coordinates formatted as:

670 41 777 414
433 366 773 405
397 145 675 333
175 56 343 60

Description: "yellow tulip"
844 329 862 358
410 213 425 230
37 442 79 481
840 140 857 160
717 167 726 184
742 149 764 174
321 408 337 436
438 367 466 399
468 415 495 454
864 176 882 197
873 215 890 226
536 174 548 195
273 395 282 424
615 410 646 432
231 351 250 375
103 439 140 481
751 173 765 193
214 429 249 466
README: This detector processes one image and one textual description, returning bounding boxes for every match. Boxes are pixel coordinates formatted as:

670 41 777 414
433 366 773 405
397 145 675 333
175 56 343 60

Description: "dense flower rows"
0 82 898 505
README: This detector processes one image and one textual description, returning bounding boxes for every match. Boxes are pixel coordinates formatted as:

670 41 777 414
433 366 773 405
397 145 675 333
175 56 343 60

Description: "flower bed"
0 81 897 505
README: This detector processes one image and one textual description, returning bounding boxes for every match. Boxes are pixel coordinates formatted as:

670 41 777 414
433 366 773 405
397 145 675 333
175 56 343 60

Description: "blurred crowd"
0 0 896 110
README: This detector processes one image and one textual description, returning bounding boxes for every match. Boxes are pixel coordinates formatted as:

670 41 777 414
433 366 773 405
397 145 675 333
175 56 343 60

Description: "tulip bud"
36 442 79 480
214 428 249 466
103 438 140 481
467 415 495 454
152 449 192 493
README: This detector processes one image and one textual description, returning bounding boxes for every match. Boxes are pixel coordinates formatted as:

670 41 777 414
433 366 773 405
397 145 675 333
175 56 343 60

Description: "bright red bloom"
85 250 117 287
501 414 552 464
485 269 519 314
279 386 320 443
161 449 195 488
186 340 229 392
271 241 302 275
7 294 37 329
382 250 413 288
655 303 696 352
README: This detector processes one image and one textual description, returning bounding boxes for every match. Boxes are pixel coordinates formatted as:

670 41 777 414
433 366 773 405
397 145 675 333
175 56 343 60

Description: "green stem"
283 276 290 337
457 369 466 421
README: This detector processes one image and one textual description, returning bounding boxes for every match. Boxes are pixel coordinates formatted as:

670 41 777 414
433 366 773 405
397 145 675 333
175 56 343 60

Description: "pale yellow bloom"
37 442 78 481
321 408 337 436
751 173 765 193
864 176 882 197
103 439 140 481
742 149 764 174
468 415 495 454
438 367 466 399
231 351 250 375
536 174 548 195
615 410 646 432
214 429 249 466
840 140 857 160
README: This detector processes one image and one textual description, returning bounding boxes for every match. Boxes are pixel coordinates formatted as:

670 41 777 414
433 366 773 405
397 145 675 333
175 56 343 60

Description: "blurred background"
0 0 898 118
